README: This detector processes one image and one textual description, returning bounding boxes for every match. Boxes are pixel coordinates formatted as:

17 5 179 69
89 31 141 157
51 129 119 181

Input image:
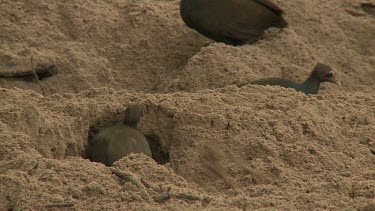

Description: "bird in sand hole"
88 104 152 166
237 63 341 95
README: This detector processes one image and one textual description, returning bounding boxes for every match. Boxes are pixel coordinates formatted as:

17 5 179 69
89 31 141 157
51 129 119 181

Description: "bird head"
312 63 341 86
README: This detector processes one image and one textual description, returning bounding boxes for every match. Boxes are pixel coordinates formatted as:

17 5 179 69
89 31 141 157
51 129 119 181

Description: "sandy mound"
0 0 374 210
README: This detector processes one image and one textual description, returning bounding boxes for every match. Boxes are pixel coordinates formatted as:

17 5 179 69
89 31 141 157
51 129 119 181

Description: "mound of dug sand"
0 0 374 210
0 87 374 210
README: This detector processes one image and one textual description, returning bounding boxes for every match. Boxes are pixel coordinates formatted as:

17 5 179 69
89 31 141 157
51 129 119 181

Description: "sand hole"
146 134 170 165
361 3 375 16
83 125 98 161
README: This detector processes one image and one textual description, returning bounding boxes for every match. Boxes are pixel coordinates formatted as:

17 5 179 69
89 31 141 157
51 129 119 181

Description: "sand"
0 0 374 210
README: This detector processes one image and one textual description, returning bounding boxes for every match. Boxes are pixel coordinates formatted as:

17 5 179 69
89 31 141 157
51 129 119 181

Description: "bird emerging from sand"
180 0 288 46
237 63 341 95
88 104 152 166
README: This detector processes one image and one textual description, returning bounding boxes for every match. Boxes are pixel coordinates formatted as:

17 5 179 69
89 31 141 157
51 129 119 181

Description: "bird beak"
330 72 341 86
333 79 341 86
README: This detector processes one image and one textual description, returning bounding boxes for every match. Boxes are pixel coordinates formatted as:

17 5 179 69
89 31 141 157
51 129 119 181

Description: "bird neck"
122 118 139 128
301 76 320 94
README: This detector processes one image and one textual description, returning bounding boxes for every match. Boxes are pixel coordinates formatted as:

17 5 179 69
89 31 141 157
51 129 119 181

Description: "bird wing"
189 10 264 38
221 0 286 39
253 0 284 15
184 0 285 43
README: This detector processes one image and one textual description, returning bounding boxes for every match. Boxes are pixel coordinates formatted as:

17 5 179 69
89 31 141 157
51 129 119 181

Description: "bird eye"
326 71 333 77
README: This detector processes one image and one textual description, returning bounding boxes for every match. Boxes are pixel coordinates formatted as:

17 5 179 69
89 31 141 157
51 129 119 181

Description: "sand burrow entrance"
145 134 170 165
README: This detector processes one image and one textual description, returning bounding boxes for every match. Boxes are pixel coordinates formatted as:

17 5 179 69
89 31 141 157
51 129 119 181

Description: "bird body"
88 104 152 166
247 77 323 95
180 0 287 45
237 63 341 95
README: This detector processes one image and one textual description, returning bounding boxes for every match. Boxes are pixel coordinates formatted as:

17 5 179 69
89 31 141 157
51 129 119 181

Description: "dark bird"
88 104 152 166
180 0 288 46
237 63 341 94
